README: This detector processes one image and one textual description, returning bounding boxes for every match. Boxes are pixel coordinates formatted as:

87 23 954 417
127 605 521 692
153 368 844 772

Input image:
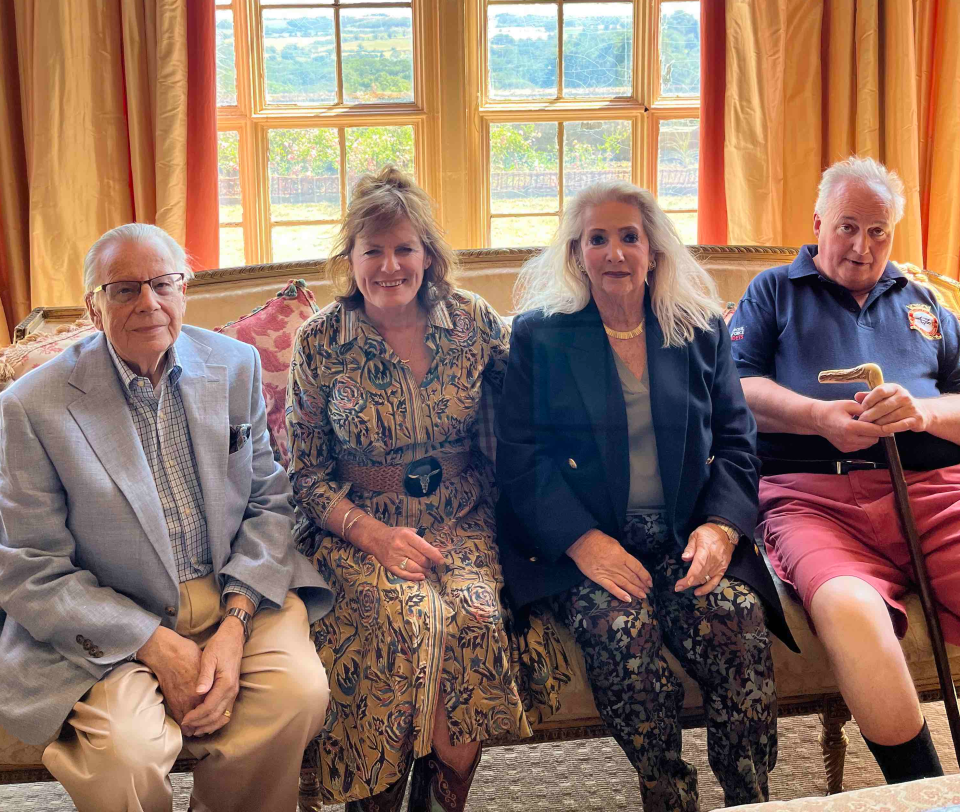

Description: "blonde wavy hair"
326 165 457 310
514 181 723 347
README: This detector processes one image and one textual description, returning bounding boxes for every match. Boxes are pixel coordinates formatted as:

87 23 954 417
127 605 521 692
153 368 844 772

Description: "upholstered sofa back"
12 246 802 340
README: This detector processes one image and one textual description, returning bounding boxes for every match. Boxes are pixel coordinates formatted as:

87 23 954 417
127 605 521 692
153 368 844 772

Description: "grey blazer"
0 326 332 745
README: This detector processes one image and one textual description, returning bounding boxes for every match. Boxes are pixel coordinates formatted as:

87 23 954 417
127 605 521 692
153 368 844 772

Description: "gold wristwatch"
711 521 740 546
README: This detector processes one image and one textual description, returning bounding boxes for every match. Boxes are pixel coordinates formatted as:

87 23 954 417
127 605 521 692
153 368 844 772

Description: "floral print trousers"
551 513 777 812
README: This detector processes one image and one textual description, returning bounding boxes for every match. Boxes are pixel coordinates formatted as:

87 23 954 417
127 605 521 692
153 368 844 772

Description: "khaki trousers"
42 576 329 812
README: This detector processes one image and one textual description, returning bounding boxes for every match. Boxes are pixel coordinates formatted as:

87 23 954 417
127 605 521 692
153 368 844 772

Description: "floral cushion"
0 318 98 392
215 279 320 467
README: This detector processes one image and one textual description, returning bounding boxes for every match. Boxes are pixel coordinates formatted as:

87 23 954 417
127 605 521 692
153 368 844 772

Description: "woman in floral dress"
286 166 568 811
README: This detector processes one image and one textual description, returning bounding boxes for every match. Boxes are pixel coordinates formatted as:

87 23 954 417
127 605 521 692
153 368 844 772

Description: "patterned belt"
337 452 473 497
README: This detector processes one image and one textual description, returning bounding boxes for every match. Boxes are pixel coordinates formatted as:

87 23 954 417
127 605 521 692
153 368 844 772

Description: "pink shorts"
758 464 960 644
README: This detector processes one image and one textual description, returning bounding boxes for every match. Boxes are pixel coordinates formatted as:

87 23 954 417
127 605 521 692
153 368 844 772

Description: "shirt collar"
790 244 908 289
339 290 453 343
107 339 182 398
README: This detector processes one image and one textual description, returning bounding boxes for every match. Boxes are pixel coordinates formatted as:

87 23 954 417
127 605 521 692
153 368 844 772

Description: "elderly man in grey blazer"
0 224 332 812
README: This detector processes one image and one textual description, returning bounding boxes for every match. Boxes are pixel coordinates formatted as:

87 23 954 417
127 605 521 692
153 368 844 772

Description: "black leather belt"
762 459 888 476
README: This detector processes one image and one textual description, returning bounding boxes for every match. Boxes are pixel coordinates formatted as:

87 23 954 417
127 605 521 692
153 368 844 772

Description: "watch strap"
224 606 252 642
711 521 740 546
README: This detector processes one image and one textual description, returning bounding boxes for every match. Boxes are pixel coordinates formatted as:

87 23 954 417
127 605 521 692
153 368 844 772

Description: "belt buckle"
836 461 843 475
404 456 443 497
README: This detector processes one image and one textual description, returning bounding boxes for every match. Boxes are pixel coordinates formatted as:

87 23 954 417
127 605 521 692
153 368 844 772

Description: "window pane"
563 120 631 203
220 227 246 268
345 126 415 198
491 216 559 248
216 10 237 106
667 212 697 244
263 9 336 104
657 118 699 210
341 8 414 104
488 5 558 100
272 224 340 263
490 122 559 214
562 4 632 98
218 131 242 224
660 1 700 97
268 129 341 222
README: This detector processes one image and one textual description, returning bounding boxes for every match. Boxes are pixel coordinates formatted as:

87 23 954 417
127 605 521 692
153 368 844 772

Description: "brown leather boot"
345 761 413 812
408 746 481 812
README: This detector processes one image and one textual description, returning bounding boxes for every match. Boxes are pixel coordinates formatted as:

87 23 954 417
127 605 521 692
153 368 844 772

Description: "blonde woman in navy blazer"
496 182 796 812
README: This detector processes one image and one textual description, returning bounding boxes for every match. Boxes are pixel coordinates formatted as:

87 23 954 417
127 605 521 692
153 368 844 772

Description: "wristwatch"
224 607 252 642
711 521 740 546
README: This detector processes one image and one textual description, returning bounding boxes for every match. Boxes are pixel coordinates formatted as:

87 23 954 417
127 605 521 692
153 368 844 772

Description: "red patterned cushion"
0 318 98 391
215 279 319 467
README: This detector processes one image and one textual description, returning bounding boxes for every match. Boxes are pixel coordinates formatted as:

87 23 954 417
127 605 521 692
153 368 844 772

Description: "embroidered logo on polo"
906 304 942 340
731 326 745 342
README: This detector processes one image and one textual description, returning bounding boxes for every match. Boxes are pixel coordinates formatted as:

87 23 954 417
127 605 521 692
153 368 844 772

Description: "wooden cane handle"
818 363 885 390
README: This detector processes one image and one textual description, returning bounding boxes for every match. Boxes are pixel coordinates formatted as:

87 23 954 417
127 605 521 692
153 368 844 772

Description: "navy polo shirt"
729 244 960 470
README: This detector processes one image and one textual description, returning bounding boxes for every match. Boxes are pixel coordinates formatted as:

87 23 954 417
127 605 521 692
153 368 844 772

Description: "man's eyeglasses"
92 272 186 305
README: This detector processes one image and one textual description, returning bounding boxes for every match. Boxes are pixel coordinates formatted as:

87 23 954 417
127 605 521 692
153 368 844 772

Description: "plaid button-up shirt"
107 341 262 610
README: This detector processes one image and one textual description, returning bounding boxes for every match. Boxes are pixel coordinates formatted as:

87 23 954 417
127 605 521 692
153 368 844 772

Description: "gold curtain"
0 0 189 344
723 0 960 277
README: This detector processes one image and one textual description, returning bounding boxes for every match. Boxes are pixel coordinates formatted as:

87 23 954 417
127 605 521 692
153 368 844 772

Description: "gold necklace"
603 320 644 340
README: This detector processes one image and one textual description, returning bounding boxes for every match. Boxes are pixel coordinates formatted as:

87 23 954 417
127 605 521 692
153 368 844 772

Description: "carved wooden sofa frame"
5 246 960 810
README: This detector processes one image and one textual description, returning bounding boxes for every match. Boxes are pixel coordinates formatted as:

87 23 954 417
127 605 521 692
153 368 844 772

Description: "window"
215 0 438 267
215 1 701 266
477 0 701 247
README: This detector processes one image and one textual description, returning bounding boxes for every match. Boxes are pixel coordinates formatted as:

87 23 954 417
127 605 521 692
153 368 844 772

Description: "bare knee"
810 577 896 643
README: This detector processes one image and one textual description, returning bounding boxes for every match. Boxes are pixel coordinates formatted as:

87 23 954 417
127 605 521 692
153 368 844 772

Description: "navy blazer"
496 295 797 651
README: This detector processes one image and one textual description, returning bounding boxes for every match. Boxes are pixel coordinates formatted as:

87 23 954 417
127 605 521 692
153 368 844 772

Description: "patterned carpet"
2 702 958 811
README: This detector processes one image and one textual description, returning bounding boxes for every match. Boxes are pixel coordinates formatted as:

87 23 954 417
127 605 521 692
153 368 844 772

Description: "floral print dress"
286 290 570 804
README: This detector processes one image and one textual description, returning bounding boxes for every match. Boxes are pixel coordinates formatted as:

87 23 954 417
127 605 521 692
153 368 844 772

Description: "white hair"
514 181 723 347
83 223 193 293
815 156 905 225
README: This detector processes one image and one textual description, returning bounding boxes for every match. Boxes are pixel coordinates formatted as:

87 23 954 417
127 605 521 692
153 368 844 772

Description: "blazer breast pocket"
229 423 252 455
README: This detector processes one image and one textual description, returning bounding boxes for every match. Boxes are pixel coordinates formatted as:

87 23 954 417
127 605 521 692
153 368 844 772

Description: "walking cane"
819 363 960 762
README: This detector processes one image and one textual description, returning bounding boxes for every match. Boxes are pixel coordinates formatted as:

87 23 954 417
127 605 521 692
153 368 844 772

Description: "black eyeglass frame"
91 272 187 303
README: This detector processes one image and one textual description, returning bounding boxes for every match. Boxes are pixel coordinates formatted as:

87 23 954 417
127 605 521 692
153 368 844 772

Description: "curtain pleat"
705 0 960 278
0 1 30 340
922 2 960 276
0 0 217 345
185 0 220 271
696 0 727 245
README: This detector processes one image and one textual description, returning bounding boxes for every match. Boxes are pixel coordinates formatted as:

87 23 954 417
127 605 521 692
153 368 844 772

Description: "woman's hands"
566 529 652 603
359 520 446 581
674 523 736 596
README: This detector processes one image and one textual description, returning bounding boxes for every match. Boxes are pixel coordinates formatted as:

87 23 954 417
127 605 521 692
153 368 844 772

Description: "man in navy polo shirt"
729 156 960 786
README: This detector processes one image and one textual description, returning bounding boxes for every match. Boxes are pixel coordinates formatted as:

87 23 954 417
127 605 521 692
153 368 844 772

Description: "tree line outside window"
215 0 700 267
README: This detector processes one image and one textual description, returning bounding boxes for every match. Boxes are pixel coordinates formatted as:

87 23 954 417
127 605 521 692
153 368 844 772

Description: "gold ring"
400 557 408 570
223 710 232 718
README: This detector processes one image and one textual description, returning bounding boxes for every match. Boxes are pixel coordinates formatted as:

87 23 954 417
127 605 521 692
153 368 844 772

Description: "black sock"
863 719 944 784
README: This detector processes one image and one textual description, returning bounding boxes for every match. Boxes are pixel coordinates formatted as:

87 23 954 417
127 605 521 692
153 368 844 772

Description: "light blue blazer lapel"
174 333 229 553
645 295 690 536
66 333 178 583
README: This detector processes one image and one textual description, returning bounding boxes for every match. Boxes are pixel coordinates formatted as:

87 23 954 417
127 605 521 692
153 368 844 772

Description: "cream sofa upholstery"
6 246 960 806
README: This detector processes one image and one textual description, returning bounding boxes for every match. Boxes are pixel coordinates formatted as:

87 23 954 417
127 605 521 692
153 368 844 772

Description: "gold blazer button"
568 458 577 469
164 606 177 617
529 556 538 563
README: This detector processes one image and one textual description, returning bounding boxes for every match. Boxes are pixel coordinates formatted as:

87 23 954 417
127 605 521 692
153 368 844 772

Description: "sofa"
3 245 960 809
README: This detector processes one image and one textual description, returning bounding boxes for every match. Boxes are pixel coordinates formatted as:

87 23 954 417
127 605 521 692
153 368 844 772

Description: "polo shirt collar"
790 244 908 290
